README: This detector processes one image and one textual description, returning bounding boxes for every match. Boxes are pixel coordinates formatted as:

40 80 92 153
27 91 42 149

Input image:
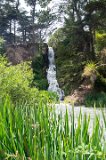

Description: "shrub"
82 61 98 85
82 62 106 91
0 55 36 104
0 55 57 105
85 92 106 107
39 90 59 103
95 32 106 52
82 62 97 77
95 74 106 92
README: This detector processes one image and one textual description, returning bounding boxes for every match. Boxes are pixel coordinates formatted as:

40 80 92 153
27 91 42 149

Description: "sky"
20 0 26 6
20 0 30 13
20 0 58 12
20 0 63 22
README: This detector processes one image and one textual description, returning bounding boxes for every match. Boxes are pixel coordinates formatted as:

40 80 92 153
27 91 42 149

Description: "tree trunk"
22 29 24 43
89 26 95 60
32 1 36 44
10 20 12 43
14 20 16 43
25 29 26 42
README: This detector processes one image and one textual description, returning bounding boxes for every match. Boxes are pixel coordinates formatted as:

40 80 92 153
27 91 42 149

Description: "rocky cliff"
6 43 48 65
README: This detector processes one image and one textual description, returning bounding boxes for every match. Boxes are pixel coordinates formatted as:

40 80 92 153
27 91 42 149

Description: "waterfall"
47 47 64 100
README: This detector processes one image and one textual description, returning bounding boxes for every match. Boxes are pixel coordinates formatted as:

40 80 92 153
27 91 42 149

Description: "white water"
47 47 64 100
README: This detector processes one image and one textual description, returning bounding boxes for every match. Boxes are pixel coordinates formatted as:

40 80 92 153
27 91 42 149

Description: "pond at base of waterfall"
47 47 64 100
55 103 106 137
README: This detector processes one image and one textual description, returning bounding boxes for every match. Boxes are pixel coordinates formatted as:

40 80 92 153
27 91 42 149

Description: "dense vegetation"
49 0 106 104
0 0 106 102
0 55 57 105
1 52 106 159
0 0 54 44
32 51 49 90
0 98 106 159
0 0 106 159
0 0 53 91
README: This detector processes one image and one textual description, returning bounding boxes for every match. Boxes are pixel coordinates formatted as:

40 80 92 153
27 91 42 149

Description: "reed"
0 99 106 160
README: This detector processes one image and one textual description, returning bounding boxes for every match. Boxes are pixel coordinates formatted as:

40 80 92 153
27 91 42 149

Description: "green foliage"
48 0 106 95
0 0 54 44
0 37 5 55
82 62 106 90
56 57 83 95
82 62 97 77
95 74 106 92
35 78 48 90
0 99 106 159
82 62 98 85
32 54 48 90
51 0 106 97
0 55 56 105
85 92 106 107
85 0 106 31
0 55 35 104
48 28 65 48
39 90 59 103
55 46 85 95
95 32 106 52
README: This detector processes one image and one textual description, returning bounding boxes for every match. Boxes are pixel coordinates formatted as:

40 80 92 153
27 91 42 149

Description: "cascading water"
47 47 64 100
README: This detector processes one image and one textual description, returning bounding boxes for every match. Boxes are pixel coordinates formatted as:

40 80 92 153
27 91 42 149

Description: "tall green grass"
0 99 106 160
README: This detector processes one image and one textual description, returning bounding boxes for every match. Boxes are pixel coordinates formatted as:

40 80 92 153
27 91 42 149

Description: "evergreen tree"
25 0 52 43
18 11 31 43
59 0 106 60
0 0 21 43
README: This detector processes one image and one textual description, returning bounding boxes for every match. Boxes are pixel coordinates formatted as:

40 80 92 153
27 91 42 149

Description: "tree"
48 28 65 48
0 0 9 37
58 0 106 60
0 0 21 43
0 0 55 45
84 0 106 55
18 11 31 43
25 0 52 43
59 0 91 58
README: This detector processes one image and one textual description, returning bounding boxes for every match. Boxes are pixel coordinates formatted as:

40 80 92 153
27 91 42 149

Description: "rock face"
6 43 48 65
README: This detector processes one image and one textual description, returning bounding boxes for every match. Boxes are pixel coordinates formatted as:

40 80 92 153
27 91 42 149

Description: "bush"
85 92 106 107
95 74 106 92
0 55 57 105
95 32 106 52
0 55 36 103
39 90 59 103
82 62 97 77
82 62 106 91
0 37 5 55
82 62 98 85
